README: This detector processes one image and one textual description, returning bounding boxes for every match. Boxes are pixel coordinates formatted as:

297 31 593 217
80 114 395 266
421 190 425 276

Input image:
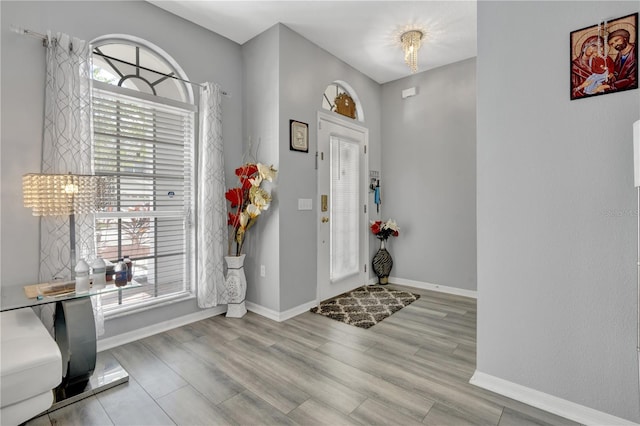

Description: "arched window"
91 37 196 314
92 37 192 102
321 80 364 122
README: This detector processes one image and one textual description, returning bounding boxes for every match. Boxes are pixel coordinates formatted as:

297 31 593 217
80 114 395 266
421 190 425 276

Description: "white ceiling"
148 1 477 84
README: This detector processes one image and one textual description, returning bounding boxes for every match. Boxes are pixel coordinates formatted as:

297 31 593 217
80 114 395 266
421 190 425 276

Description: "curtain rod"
11 26 230 97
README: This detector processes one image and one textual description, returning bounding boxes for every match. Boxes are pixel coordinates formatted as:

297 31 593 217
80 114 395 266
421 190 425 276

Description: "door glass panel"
330 136 360 281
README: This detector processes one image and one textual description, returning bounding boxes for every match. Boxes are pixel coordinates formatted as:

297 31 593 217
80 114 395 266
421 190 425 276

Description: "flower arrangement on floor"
225 162 278 256
370 219 400 241
370 219 399 285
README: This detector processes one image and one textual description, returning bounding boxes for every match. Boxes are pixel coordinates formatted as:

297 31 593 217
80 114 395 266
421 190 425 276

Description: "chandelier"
401 30 424 73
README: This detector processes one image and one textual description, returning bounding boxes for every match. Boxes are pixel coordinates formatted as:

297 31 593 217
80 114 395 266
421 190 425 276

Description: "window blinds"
92 86 194 310
330 136 360 281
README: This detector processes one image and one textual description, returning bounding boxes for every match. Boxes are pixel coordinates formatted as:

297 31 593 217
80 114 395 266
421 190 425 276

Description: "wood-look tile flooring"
28 285 581 426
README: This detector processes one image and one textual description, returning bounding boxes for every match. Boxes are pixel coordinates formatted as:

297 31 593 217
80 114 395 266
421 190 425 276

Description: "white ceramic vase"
224 254 247 318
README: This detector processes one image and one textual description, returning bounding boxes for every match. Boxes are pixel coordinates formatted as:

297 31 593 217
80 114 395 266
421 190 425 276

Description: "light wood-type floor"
28 284 581 426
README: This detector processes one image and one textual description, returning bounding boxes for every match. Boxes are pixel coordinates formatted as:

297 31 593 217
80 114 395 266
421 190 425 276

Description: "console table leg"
54 299 96 386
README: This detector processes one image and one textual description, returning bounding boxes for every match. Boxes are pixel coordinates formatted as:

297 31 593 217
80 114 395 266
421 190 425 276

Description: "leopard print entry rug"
310 285 420 329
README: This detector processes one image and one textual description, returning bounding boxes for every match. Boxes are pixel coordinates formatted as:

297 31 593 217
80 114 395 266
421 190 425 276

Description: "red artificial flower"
225 188 243 207
227 212 240 228
235 164 258 178
226 162 278 256
393 230 399 237
370 221 382 235
240 176 253 190
235 164 259 190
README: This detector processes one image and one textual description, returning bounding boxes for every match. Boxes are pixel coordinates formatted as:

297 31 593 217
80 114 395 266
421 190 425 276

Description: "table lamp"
23 173 114 279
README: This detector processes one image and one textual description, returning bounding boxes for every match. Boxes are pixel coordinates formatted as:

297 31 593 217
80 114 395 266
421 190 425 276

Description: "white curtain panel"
37 32 103 336
197 83 228 308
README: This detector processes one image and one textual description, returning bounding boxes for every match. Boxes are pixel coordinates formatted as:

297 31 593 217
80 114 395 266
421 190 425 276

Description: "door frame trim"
316 111 369 305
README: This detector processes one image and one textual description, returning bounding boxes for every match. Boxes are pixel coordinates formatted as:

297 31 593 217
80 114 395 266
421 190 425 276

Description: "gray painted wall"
242 25 281 312
477 1 640 421
381 58 477 291
0 0 244 337
241 24 383 312
277 25 383 311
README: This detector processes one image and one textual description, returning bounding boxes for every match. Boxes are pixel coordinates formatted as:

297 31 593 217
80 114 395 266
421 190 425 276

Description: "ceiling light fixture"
401 30 423 73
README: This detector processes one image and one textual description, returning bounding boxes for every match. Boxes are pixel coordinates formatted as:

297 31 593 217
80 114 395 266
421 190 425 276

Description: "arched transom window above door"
321 81 364 122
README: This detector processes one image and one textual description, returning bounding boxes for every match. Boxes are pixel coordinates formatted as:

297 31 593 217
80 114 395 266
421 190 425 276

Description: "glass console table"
1 281 141 411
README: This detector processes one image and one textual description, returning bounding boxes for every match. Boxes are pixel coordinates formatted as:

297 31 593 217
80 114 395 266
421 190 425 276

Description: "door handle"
321 216 329 223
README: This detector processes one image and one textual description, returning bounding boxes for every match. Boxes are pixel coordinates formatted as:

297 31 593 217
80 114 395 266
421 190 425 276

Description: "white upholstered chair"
1 307 62 425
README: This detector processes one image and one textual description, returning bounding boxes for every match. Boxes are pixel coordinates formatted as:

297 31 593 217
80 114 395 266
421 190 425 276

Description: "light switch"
298 198 312 210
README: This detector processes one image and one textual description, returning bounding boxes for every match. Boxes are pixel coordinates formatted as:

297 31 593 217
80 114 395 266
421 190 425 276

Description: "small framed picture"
570 13 638 100
290 120 309 153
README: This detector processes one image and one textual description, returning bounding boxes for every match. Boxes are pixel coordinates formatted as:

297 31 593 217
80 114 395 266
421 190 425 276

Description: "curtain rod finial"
10 25 26 35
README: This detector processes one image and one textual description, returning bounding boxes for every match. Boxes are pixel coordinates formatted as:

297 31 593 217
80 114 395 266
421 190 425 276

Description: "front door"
317 112 368 303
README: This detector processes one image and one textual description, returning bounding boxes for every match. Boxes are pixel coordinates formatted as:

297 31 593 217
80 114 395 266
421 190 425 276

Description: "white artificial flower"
239 211 249 228
246 204 262 218
385 219 399 231
250 187 271 211
257 163 277 182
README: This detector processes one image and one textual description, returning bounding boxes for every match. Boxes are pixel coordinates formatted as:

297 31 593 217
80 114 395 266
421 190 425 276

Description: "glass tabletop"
1 280 142 312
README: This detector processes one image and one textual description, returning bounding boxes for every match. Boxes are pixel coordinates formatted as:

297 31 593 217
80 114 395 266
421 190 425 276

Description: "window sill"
103 291 196 320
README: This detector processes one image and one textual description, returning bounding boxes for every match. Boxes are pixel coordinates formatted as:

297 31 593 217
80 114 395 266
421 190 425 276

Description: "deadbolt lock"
321 216 329 223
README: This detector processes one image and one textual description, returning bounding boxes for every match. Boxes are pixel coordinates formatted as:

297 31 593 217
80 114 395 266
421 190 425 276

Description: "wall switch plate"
260 265 266 277
298 198 312 210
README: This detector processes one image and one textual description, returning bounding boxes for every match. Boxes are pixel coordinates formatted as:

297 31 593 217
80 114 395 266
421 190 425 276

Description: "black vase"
372 239 393 284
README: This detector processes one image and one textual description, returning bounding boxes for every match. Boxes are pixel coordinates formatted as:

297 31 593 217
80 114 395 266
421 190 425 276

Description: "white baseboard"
97 305 226 352
388 276 477 299
97 278 473 351
246 299 317 322
97 298 316 351
245 302 280 321
470 371 638 426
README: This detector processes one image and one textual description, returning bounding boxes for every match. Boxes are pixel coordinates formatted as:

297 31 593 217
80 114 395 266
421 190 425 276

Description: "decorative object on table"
225 161 277 317
310 285 420 329
570 13 637 100
114 258 128 287
289 120 309 152
23 281 76 299
104 260 114 282
370 219 399 284
91 258 106 288
74 259 90 293
123 255 133 282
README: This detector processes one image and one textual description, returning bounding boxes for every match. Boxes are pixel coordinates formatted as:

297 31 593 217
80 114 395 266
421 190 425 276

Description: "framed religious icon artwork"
290 120 309 153
570 12 638 100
